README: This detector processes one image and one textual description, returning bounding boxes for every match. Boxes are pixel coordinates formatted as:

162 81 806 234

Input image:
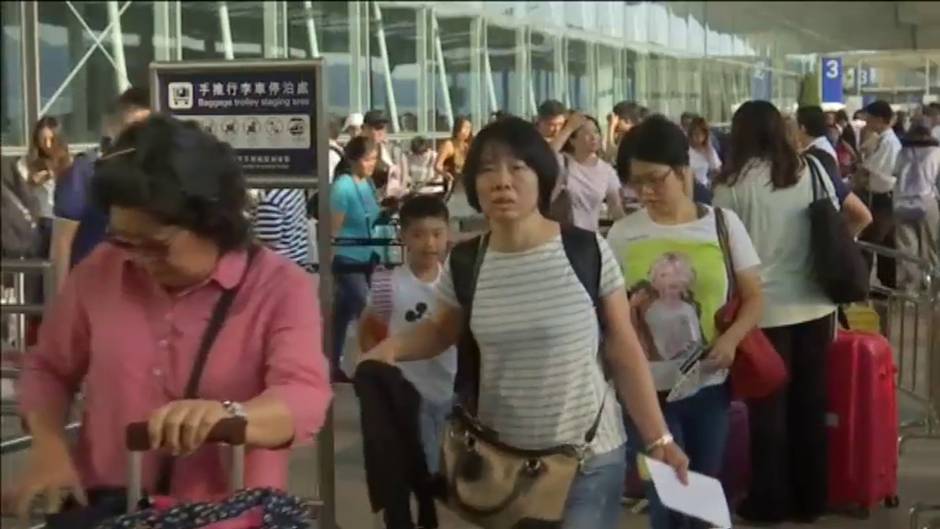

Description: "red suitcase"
826 329 900 512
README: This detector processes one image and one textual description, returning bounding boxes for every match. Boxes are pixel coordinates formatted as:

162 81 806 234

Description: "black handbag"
805 156 869 303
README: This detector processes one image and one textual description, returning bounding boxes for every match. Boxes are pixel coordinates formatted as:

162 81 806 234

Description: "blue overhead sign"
821 56 844 103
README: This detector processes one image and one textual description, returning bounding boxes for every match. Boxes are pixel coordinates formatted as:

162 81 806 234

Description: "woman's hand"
704 333 738 372
647 441 690 485
148 399 230 456
6 437 86 522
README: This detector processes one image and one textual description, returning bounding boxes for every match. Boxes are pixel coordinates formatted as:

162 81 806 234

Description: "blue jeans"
418 398 451 474
625 384 731 529
561 444 627 529
331 256 371 369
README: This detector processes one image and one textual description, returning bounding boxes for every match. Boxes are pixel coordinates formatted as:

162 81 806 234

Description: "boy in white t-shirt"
359 195 457 472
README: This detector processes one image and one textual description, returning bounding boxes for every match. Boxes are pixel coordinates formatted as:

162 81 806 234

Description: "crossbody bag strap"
713 207 738 296
155 245 260 494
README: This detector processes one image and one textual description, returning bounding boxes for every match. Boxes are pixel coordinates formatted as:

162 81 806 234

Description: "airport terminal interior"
2 2 940 529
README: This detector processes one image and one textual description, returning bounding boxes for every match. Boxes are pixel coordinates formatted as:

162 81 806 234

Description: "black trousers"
740 313 836 522
859 191 896 289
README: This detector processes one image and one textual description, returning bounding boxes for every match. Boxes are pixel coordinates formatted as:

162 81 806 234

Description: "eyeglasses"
628 167 673 189
405 302 428 323
106 227 183 259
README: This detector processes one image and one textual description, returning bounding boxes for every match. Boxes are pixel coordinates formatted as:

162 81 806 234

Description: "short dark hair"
363 109 389 128
616 115 689 185
92 114 251 251
923 103 940 119
117 87 150 114
796 106 828 138
463 117 558 215
835 110 850 124
612 101 642 124
410 136 431 155
864 100 894 122
680 112 697 122
333 135 378 177
399 194 449 230
537 99 566 120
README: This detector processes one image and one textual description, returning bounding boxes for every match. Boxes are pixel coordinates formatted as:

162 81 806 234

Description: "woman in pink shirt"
550 113 626 231
6 115 332 517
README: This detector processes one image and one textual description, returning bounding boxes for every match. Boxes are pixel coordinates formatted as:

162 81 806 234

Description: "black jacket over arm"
354 360 439 529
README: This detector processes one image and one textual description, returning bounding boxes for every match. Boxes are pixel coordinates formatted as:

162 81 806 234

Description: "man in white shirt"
926 103 940 144
361 109 407 198
858 100 903 288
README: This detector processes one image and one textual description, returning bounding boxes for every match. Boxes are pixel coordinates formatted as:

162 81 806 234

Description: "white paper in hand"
643 455 731 529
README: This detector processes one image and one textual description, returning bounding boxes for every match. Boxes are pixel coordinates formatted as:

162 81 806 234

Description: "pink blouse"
19 244 332 500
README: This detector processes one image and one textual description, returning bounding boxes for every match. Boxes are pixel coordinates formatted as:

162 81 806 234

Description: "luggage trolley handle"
124 417 248 512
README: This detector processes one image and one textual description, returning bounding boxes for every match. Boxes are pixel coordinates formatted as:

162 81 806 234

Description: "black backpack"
449 225 603 412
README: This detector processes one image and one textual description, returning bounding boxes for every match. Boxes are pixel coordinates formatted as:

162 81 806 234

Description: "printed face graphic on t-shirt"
620 240 726 364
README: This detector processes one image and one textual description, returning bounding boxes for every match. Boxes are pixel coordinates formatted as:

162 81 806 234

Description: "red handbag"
714 208 787 400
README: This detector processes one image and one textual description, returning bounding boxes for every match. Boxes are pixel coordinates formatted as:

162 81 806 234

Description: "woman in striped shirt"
361 117 688 528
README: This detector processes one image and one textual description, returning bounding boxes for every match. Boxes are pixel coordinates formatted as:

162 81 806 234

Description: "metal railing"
854 242 940 454
1 258 58 457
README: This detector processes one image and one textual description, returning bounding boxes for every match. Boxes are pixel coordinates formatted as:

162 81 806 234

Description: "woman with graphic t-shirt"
550 113 626 231
360 117 689 529
607 115 764 529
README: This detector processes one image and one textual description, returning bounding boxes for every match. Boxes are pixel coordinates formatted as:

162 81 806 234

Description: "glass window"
369 6 418 132
567 39 589 112
286 1 350 124
530 31 556 117
434 16 473 132
181 2 264 60
2 1 24 146
596 45 618 119
485 24 517 116
625 49 638 102
38 1 155 144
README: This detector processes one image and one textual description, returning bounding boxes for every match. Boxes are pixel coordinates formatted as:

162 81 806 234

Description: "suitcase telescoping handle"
124 417 248 513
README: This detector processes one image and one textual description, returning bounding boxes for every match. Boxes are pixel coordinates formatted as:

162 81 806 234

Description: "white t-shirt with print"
606 206 761 392
437 234 627 454
557 153 623 232
368 264 457 404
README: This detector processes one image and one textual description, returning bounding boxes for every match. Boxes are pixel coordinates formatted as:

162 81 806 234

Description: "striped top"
437 234 628 455
254 189 311 267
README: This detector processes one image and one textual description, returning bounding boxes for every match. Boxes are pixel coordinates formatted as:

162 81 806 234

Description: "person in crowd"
535 99 567 143
52 87 151 290
794 107 873 236
925 103 940 143
330 136 382 383
434 115 473 195
834 109 858 154
893 124 940 291
360 117 689 529
489 110 512 123
713 100 840 525
823 111 837 129
857 100 903 289
610 115 763 529
403 136 440 196
358 195 456 473
253 187 311 269
549 113 625 231
893 110 909 139
606 101 643 163
5 115 331 518
344 112 364 139
361 109 405 198
328 117 344 181
679 112 697 133
687 116 722 187
16 117 72 258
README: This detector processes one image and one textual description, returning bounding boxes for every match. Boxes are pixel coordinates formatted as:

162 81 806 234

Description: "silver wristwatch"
222 400 247 419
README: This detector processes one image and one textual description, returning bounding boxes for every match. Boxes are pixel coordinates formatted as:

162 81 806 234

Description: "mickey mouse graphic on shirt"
404 302 428 323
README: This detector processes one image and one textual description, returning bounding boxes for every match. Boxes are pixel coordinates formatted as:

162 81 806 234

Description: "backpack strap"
559 224 600 308
449 234 489 414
